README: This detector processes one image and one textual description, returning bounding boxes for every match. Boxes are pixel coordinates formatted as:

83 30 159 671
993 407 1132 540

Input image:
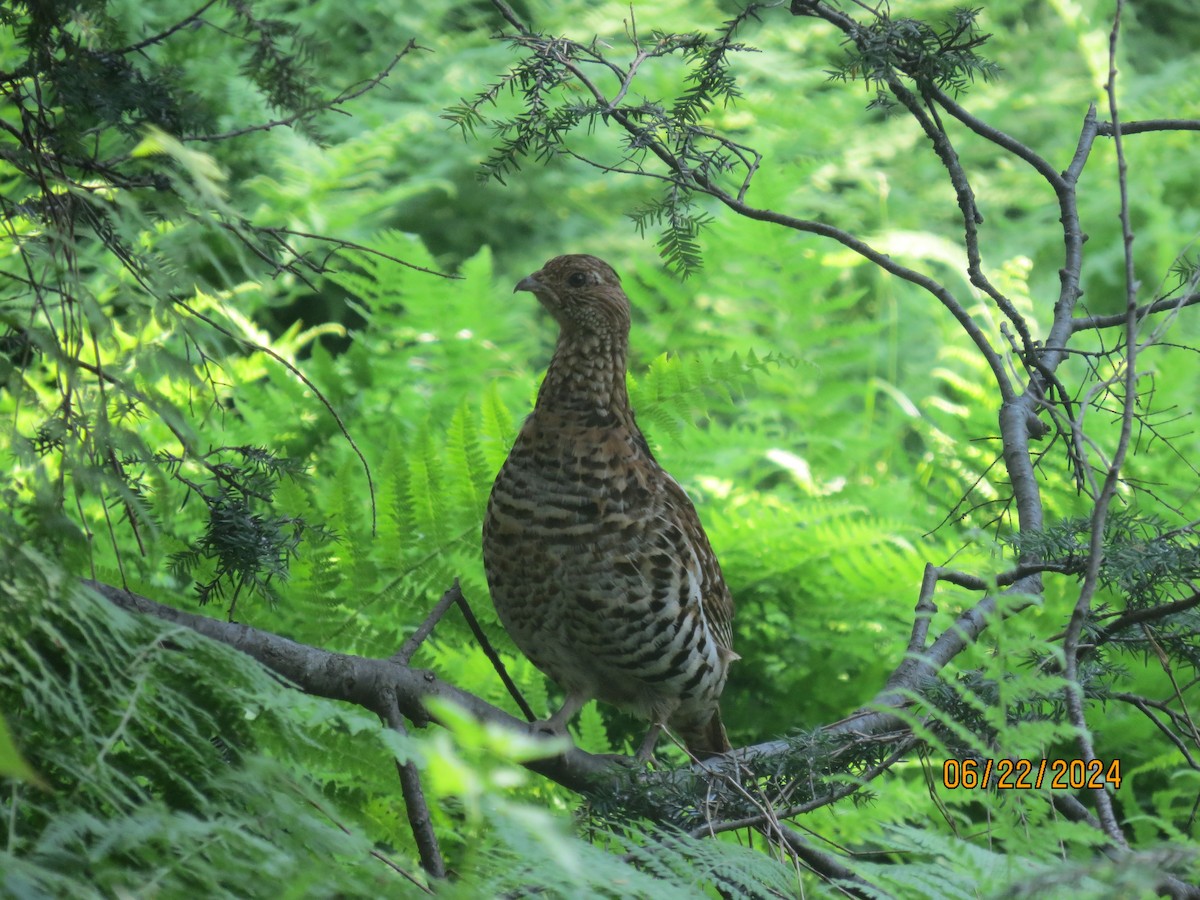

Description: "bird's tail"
681 706 732 760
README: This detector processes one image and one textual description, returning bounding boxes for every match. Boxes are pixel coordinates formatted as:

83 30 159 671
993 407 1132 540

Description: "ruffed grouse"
482 254 736 760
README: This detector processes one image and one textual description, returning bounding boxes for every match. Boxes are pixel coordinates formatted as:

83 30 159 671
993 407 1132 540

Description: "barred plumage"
482 254 736 760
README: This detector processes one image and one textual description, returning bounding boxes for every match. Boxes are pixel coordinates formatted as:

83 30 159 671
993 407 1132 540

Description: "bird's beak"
514 274 541 294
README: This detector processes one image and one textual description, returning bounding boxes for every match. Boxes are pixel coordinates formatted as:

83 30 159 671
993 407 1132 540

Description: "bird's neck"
536 331 632 420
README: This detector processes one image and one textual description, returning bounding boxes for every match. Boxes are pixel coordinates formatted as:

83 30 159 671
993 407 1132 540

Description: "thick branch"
85 572 922 888
1092 591 1200 648
85 579 616 794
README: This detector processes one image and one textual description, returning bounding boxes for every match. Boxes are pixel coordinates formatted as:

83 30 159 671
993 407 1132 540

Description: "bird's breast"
487 419 658 536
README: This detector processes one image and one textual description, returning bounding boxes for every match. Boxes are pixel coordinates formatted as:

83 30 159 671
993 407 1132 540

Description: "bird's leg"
635 723 665 763
541 691 587 736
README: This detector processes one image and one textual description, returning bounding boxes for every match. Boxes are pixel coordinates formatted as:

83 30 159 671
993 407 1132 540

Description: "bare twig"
307 798 435 893
174 298 378 536
453 589 537 723
178 42 425 144
1111 693 1200 771
394 581 464 665
902 564 941 658
114 0 221 55
925 83 1063 188
1059 1 1136 848
380 704 447 878
492 0 530 34
254 225 460 280
1072 292 1200 332
1097 118 1200 136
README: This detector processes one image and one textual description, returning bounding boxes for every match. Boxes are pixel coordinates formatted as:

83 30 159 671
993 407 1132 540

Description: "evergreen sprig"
446 12 764 275
0 1 412 618
828 6 1001 101
1006 512 1200 610
165 446 330 615
628 192 714 278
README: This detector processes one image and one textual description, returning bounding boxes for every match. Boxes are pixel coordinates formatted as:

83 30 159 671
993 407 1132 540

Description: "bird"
482 253 737 761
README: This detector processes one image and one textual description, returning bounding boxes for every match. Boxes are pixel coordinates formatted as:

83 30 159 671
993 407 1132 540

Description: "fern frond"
0 547 405 896
629 350 783 445
446 400 493 516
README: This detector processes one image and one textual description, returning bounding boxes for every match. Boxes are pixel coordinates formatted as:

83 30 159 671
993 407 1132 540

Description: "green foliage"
1003 512 1200 674
0 0 406 618
1008 512 1200 610
629 193 714 278
3 543 807 897
3 0 1200 894
0 544 406 897
447 4 769 275
823 5 1002 107
165 446 332 612
0 713 41 786
453 816 800 899
848 824 1194 899
628 348 784 444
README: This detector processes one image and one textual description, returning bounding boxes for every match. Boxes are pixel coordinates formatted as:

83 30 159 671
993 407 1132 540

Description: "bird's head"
514 254 630 340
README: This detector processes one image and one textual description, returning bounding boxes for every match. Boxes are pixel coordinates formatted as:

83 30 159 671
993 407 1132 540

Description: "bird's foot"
634 723 665 764
594 752 646 770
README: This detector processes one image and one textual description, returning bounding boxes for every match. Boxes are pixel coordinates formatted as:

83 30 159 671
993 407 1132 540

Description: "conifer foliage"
2 0 1200 896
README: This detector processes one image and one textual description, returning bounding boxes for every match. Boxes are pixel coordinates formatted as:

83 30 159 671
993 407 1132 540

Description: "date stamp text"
942 758 1122 790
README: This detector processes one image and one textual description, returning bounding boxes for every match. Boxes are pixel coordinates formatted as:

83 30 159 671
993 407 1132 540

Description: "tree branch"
1059 2 1137 848
1091 591 1200 648
381 708 446 878
486 0 1014 394
176 42 425 144
84 572 925 900
85 579 618 794
114 0 222 55
1072 292 1200 332
1097 118 1200 136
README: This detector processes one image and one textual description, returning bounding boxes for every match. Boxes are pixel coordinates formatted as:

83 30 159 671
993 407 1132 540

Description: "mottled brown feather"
482 254 735 759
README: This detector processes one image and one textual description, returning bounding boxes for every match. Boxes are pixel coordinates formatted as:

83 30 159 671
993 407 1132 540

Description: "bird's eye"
567 272 588 288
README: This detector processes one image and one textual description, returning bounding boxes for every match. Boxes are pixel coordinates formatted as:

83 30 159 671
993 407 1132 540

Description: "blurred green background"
2 0 1199 894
